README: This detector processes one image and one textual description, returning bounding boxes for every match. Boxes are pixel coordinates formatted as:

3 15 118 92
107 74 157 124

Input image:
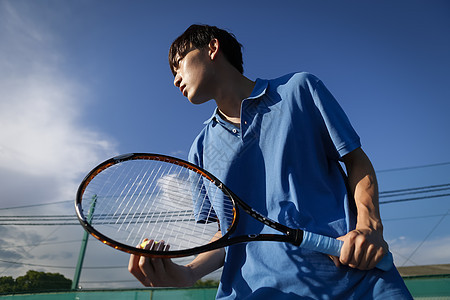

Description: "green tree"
0 276 15 294
194 279 219 287
0 270 71 294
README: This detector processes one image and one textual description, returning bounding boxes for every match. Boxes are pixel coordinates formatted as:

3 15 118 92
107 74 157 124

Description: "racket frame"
75 153 303 258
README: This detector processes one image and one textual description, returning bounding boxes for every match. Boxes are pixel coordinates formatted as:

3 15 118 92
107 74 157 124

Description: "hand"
330 228 388 270
128 239 195 287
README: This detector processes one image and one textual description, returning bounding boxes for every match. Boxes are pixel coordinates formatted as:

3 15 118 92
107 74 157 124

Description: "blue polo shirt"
189 72 411 299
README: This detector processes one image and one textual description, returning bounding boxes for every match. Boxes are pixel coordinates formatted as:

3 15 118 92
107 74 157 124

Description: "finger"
358 243 376 270
150 241 168 273
367 246 386 270
341 231 367 268
140 238 151 249
161 243 177 270
142 240 168 278
139 240 157 279
328 255 341 268
350 238 365 269
339 236 355 266
128 242 151 286
353 234 386 270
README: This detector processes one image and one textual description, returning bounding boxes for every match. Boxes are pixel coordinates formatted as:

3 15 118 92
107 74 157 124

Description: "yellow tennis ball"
140 239 150 249
140 239 159 248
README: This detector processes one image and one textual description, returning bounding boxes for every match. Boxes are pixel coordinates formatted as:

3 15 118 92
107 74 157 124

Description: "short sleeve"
312 79 361 157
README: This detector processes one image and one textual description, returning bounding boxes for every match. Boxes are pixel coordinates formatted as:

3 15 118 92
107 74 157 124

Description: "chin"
188 96 211 105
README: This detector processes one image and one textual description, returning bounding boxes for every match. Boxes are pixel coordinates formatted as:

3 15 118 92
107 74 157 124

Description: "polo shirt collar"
247 78 268 99
203 78 268 125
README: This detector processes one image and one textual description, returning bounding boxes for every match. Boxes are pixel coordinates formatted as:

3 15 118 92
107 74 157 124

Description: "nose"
173 73 182 88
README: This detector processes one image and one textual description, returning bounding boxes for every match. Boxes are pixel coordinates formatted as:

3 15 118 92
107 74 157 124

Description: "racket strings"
81 158 235 251
119 162 155 234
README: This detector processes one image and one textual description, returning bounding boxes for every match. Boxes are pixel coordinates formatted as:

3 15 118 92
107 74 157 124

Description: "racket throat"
246 208 304 246
237 228 303 246
287 229 304 246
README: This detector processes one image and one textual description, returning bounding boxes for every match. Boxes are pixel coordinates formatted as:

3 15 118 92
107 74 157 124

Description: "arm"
128 230 225 287
335 147 388 270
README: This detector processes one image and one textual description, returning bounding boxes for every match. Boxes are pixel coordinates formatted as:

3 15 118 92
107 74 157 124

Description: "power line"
0 215 75 218
0 222 79 226
0 259 125 270
0 240 81 250
0 200 72 211
0 210 195 225
380 193 450 205
383 213 449 222
0 259 75 269
379 182 450 205
401 209 450 266
0 182 448 225
0 226 63 276
0 214 78 226
377 161 450 173
379 183 450 197
0 195 448 224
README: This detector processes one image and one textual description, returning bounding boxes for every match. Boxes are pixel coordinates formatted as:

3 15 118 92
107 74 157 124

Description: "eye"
172 58 182 76
177 57 183 67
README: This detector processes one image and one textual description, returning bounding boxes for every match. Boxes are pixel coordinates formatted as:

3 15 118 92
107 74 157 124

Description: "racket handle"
300 231 393 271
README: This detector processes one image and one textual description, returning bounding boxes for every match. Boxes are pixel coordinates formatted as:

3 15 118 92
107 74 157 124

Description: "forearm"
129 230 225 287
344 148 383 232
186 230 225 282
336 148 388 269
353 174 382 232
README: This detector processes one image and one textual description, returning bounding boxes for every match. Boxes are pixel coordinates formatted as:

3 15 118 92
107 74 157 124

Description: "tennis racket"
75 153 393 271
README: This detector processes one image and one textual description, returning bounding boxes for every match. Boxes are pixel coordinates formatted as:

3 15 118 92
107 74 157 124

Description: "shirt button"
244 121 248 125
232 129 238 134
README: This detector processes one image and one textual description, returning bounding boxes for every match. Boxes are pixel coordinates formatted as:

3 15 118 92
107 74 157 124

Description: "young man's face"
172 46 215 105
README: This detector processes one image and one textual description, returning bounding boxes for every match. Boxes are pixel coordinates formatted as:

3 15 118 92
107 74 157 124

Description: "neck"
214 70 255 126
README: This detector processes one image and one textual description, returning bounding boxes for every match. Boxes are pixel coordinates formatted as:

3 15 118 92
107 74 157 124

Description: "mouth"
180 85 187 97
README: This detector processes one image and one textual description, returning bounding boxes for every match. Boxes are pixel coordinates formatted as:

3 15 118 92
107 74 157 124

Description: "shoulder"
267 72 321 89
263 72 323 102
262 72 324 107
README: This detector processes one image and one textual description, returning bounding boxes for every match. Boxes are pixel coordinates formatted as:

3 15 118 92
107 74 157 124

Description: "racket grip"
300 231 393 271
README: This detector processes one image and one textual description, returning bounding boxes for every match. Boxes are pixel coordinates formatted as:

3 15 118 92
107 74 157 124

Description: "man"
129 24 412 299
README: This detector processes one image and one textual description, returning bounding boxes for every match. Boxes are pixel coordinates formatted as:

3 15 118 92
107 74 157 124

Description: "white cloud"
0 1 117 208
157 173 193 205
0 1 118 281
388 235 450 267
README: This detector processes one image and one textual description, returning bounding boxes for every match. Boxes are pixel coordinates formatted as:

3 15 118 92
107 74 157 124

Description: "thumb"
328 255 341 267
329 235 346 267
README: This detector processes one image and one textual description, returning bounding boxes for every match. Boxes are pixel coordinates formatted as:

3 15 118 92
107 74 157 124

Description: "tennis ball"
140 239 152 249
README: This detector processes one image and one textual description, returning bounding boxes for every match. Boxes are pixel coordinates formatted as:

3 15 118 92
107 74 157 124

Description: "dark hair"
169 24 244 75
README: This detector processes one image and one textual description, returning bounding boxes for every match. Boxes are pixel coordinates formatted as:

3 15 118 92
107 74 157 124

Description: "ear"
208 38 219 60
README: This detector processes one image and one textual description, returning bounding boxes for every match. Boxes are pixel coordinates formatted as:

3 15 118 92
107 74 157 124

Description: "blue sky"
0 0 449 289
